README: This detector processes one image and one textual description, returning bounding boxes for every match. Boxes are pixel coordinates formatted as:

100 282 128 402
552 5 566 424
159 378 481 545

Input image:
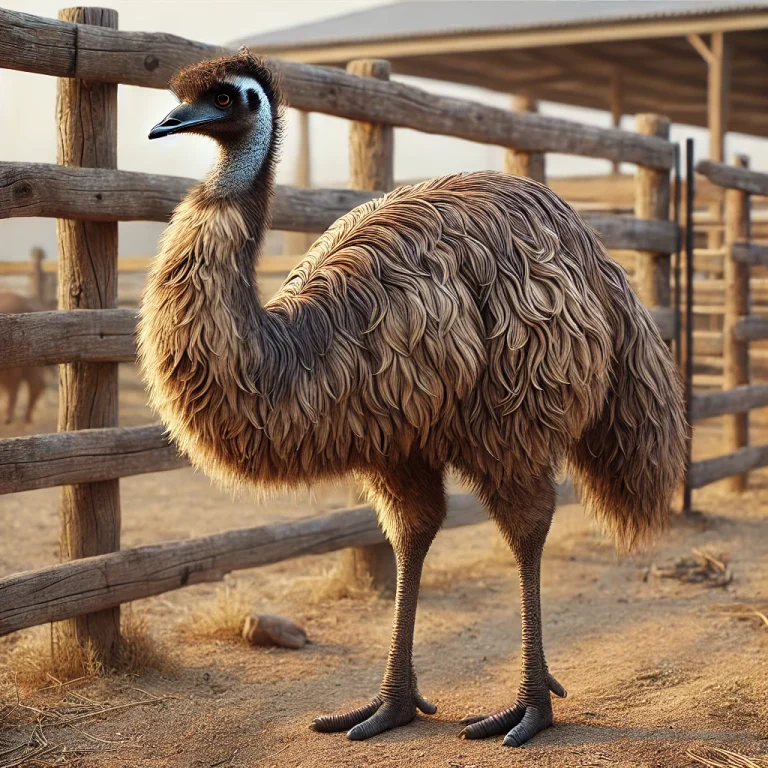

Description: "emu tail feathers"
567 292 688 549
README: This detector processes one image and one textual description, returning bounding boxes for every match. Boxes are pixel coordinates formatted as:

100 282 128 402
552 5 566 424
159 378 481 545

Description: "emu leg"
311 461 445 740
24 369 46 424
461 473 565 747
3 379 19 424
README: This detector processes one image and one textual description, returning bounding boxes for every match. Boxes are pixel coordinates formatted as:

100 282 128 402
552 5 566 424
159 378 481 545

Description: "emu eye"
215 93 232 108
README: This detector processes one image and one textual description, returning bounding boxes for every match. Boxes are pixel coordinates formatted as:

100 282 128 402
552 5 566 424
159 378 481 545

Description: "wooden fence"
687 160 768 490
0 4 696 662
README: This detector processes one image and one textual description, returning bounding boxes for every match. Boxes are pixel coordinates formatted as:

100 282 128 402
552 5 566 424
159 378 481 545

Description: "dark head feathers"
169 47 284 112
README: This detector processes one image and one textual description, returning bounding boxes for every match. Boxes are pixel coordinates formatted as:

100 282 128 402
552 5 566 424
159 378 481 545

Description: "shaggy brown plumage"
139 50 687 748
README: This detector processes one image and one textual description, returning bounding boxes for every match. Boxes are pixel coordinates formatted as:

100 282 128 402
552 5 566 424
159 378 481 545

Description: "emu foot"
459 673 566 747
311 688 436 741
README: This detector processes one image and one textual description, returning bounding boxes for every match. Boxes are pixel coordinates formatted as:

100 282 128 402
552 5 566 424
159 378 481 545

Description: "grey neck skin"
205 78 272 198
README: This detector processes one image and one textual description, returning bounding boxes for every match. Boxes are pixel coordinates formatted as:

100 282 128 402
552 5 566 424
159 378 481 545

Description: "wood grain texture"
723 155 751 492
0 424 185 496
0 309 136 368
0 162 679 252
347 59 394 193
503 94 545 184
690 384 768 421
0 481 576 636
634 114 672 310
0 8 675 169
56 6 120 661
697 160 768 197
0 162 376 231
689 444 768 489
343 58 397 593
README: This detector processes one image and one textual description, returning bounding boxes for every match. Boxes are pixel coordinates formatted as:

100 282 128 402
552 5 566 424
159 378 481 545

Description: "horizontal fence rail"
0 162 376 231
0 482 577 636
689 445 768 490
0 254 303 277
0 8 674 169
0 425 184 495
689 384 768 421
0 306 678 371
734 316 768 342
0 163 680 251
0 308 136 366
731 242 768 266
697 160 768 196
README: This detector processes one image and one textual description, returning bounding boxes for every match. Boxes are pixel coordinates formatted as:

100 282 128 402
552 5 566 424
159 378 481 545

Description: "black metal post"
682 138 695 516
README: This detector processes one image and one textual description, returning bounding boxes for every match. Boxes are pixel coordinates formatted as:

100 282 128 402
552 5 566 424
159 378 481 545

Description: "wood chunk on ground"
649 548 733 587
242 614 308 649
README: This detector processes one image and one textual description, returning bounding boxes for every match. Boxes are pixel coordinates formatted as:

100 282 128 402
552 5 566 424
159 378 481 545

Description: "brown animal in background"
139 51 687 747
0 292 46 424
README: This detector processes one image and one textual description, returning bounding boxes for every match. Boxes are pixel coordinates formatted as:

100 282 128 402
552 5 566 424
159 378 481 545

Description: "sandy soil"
0 372 767 768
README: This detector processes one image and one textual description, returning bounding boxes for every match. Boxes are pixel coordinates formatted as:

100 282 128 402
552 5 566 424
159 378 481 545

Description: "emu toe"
311 689 436 740
459 673 565 747
460 702 552 746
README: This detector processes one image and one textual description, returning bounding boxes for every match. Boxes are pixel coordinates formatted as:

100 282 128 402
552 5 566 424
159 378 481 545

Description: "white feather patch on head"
208 75 273 194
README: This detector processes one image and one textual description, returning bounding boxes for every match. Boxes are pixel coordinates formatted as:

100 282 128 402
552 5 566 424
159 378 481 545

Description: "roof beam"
260 12 768 64
687 33 716 67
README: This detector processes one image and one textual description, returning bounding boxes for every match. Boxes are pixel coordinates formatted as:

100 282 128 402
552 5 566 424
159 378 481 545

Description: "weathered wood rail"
0 5 683 658
0 483 577 637
0 8 674 169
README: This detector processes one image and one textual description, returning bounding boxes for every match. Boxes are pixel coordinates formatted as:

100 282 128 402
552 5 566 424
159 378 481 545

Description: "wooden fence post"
28 247 45 305
723 154 751 492
339 58 397 594
56 6 121 663
634 114 672 317
504 95 545 184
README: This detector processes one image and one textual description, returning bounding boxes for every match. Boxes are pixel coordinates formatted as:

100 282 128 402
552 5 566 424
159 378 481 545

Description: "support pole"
634 114 672 315
283 110 315 258
723 155 751 492
504 95 545 184
56 6 121 664
610 72 623 175
339 59 397 594
707 32 731 250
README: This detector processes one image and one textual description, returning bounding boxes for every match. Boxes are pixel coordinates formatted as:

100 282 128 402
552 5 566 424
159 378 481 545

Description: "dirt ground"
0 371 767 768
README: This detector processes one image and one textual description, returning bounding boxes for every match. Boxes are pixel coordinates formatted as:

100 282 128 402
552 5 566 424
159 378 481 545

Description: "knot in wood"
12 181 32 200
144 55 160 72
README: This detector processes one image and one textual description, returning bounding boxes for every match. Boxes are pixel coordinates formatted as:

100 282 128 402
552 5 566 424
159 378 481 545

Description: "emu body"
139 51 687 747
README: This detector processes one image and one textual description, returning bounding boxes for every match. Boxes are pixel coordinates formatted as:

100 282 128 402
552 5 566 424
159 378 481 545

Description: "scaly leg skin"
311 460 446 740
460 472 565 747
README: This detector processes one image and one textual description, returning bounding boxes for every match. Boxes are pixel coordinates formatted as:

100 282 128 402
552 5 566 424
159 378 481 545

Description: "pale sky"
1 0 766 259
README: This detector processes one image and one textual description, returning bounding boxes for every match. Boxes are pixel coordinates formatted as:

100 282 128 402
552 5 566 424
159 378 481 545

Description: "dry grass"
176 585 252 643
0 680 174 768
711 602 768 629
1 607 172 697
292 564 379 603
687 747 768 768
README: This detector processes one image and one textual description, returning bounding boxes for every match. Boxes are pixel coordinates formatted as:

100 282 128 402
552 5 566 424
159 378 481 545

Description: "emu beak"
149 101 229 140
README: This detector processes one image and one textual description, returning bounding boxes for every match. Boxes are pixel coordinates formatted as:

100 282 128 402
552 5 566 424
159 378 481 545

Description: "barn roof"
236 0 768 137
236 1 768 50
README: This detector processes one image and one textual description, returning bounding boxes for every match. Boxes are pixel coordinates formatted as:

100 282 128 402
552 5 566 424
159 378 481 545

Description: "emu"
139 50 687 747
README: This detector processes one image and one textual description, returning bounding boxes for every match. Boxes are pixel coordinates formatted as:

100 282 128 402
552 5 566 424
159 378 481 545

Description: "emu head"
149 48 283 152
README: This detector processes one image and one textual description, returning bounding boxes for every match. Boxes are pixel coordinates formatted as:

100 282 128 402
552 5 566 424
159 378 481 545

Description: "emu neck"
206 135 266 198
